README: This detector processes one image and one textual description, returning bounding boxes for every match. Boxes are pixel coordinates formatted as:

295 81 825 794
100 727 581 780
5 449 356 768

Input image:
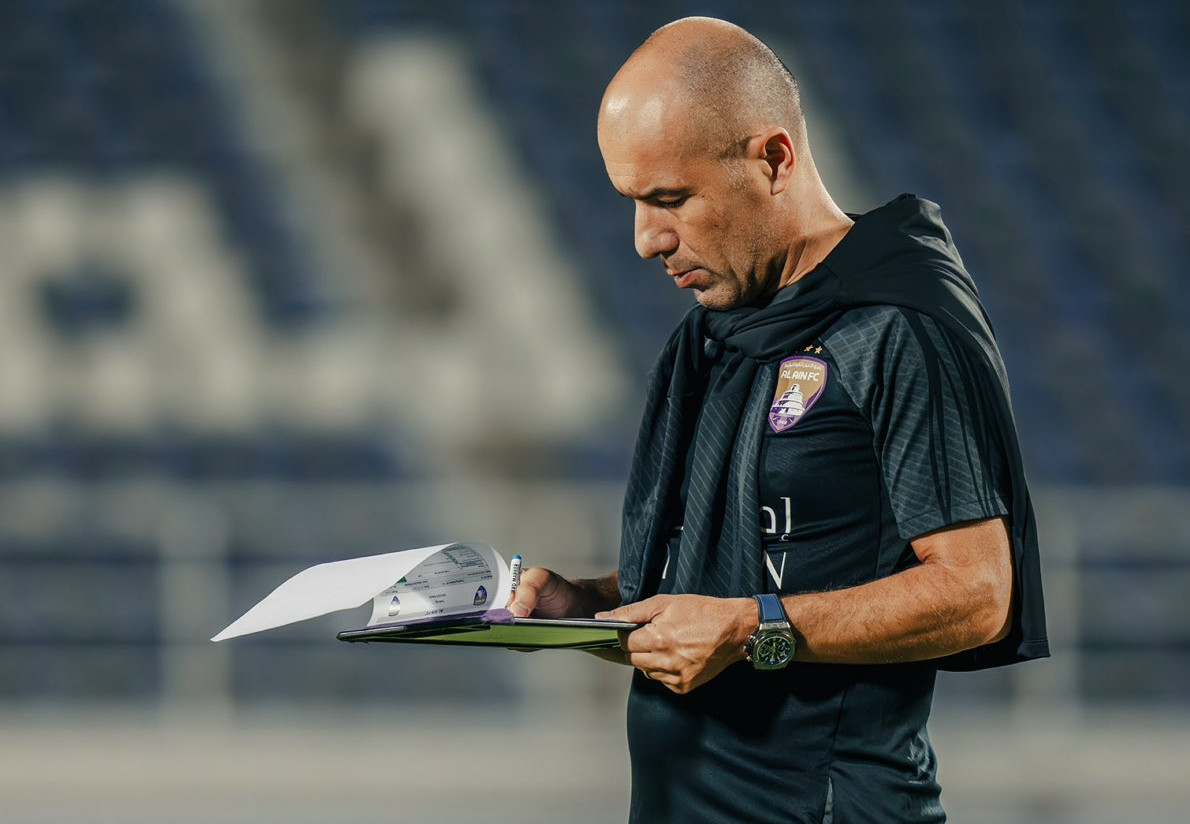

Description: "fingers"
602 601 662 659
508 566 550 617
623 642 670 682
601 599 664 663
630 656 679 691
605 594 752 694
617 619 695 691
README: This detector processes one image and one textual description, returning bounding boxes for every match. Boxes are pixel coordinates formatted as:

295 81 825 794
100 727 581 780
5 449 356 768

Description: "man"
511 17 1048 824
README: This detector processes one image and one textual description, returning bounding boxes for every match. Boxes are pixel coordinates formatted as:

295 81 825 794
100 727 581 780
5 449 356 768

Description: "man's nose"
634 203 679 260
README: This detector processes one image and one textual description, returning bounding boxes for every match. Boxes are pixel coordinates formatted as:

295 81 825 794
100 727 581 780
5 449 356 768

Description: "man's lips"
667 267 703 289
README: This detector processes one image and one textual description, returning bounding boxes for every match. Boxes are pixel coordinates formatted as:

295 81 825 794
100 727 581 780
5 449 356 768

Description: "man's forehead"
602 90 666 126
597 74 727 197
600 102 709 166
599 89 680 157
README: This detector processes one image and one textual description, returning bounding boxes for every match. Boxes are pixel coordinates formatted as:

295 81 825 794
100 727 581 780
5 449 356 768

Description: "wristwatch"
744 593 796 671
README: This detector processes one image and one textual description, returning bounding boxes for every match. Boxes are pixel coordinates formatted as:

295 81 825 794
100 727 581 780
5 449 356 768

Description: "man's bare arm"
784 516 1012 664
599 517 1013 693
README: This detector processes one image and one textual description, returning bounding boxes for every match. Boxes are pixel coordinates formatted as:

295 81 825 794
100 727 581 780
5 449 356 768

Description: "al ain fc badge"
769 356 827 433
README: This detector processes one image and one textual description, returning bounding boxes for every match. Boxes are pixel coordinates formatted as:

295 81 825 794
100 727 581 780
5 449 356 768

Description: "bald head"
597 18 850 308
599 17 806 161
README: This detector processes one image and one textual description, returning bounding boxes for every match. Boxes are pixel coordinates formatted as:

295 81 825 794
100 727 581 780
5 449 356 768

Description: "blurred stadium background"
0 0 1187 822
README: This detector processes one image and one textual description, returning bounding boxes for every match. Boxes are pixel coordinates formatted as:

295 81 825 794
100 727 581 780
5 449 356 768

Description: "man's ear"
753 128 796 194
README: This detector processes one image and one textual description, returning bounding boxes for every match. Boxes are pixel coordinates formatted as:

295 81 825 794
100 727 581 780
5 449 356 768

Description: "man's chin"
692 287 744 312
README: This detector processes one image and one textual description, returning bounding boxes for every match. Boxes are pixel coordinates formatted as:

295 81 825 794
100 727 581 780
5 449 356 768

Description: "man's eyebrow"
620 186 690 201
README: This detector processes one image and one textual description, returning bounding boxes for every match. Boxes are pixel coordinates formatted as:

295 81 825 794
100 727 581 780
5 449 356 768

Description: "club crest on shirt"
769 356 827 433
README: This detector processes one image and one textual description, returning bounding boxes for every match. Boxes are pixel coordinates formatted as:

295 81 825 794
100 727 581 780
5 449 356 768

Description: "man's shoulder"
821 305 921 368
819 305 984 409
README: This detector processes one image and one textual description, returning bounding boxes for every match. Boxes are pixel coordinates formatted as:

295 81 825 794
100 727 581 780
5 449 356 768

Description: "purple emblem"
769 356 827 433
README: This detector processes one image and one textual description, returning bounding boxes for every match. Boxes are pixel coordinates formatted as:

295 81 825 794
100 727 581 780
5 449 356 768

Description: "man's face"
599 109 777 311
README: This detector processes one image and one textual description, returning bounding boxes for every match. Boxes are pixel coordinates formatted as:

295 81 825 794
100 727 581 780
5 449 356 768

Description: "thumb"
508 584 536 617
507 571 542 617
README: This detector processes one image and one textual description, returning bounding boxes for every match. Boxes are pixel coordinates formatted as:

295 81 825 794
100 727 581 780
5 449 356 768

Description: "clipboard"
211 541 640 651
337 615 641 650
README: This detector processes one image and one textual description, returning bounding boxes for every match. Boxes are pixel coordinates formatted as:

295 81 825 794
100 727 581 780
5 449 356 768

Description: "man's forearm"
781 559 1010 665
777 517 1013 664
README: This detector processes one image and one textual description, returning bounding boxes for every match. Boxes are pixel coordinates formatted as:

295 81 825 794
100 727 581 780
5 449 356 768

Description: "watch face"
754 634 795 668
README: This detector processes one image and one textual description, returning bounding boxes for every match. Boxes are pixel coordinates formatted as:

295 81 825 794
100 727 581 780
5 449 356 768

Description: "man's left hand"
596 595 756 694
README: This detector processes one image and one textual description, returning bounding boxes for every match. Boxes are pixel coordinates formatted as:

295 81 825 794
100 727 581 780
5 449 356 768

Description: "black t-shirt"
632 304 1009 824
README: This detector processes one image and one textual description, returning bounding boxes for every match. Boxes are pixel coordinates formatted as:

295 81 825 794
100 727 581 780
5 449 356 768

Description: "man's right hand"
508 568 620 619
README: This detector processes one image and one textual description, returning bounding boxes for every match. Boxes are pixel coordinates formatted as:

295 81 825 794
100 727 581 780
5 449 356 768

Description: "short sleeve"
824 306 1010 540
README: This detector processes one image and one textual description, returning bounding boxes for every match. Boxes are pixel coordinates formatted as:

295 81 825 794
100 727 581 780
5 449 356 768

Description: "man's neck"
778 211 855 289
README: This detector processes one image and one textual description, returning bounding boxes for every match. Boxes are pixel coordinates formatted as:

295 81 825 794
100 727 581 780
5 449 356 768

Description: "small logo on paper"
473 586 488 606
769 356 827 433
387 596 401 617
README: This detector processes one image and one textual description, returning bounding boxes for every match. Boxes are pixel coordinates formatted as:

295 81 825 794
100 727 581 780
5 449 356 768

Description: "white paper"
367 543 510 626
211 542 503 641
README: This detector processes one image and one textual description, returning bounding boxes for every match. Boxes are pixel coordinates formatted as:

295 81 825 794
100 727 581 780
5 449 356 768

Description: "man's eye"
657 197 687 209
